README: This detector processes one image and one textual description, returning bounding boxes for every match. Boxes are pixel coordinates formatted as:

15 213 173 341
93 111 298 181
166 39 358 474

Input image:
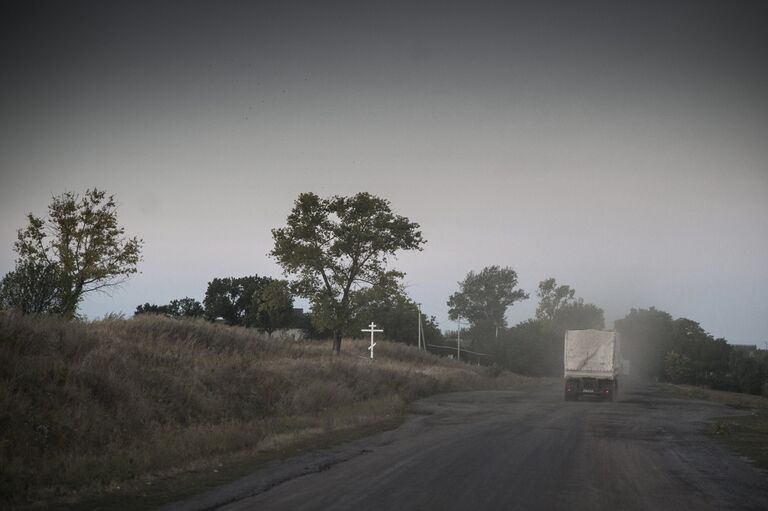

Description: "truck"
564 329 621 401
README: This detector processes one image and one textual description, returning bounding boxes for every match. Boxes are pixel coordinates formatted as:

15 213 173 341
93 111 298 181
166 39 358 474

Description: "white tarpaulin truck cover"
564 329 621 378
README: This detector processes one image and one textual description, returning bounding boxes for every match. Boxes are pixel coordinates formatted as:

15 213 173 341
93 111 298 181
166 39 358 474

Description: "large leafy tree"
447 266 528 339
12 189 143 318
271 192 425 354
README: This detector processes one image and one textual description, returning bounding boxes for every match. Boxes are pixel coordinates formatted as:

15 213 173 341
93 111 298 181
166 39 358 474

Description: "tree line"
135 276 302 334
134 273 443 340
441 270 606 375
616 307 767 395
0 190 437 344
1 189 765 396
444 267 766 396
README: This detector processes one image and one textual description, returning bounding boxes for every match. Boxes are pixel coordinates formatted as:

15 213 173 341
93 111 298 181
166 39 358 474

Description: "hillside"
0 312 535 507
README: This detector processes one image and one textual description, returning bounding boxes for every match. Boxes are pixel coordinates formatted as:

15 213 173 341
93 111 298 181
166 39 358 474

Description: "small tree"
203 275 294 330
668 318 730 385
169 297 205 318
13 189 143 318
271 192 425 354
203 276 269 326
534 277 604 335
664 351 695 383
615 307 675 378
548 302 605 336
252 280 295 334
498 319 563 376
535 278 577 321
447 266 528 340
0 260 62 314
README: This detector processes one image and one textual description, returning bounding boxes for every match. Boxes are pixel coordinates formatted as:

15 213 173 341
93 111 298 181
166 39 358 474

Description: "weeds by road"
0 312 537 509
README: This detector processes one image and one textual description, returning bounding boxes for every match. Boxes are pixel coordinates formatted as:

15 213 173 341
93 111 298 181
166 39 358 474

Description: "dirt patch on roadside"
660 383 768 471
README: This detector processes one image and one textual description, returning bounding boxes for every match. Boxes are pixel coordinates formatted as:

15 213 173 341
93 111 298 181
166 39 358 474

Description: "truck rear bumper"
565 377 617 401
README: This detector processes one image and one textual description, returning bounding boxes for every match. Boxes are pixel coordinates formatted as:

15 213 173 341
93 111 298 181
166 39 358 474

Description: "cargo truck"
564 329 621 401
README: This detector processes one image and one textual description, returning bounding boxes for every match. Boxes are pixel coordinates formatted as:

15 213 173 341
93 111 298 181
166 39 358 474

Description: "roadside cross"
361 322 383 359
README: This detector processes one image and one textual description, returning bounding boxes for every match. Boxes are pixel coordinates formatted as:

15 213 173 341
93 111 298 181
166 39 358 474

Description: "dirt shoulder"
659 383 768 470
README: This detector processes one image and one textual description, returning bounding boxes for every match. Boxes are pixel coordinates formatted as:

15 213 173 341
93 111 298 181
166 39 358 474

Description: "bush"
664 351 696 384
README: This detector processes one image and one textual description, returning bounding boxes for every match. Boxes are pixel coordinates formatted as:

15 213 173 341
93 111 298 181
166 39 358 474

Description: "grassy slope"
660 383 768 470
0 313 536 508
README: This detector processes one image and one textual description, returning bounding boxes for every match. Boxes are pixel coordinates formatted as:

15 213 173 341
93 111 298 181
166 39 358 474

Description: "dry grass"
0 312 534 507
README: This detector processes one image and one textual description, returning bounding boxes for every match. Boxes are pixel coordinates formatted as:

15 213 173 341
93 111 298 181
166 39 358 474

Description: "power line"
426 344 489 357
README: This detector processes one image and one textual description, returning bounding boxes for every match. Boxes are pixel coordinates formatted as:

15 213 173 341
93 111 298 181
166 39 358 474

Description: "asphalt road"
163 382 768 511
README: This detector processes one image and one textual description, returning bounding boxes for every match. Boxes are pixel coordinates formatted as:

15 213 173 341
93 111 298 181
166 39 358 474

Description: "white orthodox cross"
361 322 383 359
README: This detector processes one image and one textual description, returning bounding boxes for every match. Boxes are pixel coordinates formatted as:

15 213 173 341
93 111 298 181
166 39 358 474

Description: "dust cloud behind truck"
564 329 621 401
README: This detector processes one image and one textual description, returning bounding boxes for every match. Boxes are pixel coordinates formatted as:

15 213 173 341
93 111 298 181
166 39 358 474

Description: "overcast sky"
1 1 766 343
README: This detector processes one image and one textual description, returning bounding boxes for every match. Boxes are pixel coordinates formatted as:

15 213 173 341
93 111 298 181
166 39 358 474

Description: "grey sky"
1 1 766 342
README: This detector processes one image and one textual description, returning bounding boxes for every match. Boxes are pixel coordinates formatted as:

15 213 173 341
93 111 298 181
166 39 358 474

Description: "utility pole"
456 319 462 361
417 303 423 351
